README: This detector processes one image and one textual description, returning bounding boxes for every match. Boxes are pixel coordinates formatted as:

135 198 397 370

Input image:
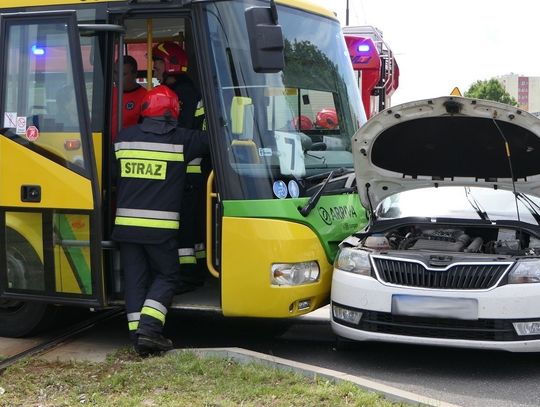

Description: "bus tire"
0 300 56 338
0 229 55 337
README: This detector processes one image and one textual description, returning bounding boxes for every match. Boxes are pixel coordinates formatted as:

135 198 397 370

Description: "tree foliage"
464 79 517 106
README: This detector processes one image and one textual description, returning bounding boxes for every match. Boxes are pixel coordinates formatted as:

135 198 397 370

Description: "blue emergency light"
31 45 45 56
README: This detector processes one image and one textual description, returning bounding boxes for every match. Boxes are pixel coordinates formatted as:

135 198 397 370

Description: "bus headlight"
334 247 371 276
508 260 540 284
271 261 320 286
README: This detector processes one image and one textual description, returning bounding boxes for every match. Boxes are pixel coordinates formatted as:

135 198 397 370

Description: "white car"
331 96 540 352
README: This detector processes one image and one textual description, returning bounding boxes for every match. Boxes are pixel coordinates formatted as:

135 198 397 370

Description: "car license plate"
391 295 478 320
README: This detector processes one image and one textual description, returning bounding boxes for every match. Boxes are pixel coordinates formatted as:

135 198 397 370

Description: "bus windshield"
204 1 365 200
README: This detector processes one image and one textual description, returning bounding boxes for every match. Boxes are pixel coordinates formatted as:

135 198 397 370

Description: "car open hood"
353 96 540 212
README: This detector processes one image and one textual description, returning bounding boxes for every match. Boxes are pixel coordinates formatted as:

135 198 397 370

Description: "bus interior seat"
230 96 259 163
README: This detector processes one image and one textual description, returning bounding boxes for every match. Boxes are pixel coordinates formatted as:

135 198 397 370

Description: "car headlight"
508 260 540 284
334 246 371 276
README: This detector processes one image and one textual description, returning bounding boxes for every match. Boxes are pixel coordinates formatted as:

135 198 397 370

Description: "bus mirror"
245 6 284 73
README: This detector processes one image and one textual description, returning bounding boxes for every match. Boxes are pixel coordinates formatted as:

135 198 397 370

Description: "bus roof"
2 0 337 19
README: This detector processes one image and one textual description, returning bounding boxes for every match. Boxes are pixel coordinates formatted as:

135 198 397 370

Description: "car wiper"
516 193 540 225
299 168 349 216
464 187 490 221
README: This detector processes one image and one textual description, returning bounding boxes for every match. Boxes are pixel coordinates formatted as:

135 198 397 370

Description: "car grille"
372 256 511 289
337 307 528 341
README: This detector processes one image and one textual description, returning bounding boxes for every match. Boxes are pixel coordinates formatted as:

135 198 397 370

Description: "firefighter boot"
137 334 174 355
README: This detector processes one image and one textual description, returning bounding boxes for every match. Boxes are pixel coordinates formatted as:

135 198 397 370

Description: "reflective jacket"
112 117 209 244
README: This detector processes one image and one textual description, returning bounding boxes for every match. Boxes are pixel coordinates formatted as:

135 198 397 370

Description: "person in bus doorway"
152 41 200 129
152 41 209 292
112 85 209 356
176 101 210 293
111 55 147 141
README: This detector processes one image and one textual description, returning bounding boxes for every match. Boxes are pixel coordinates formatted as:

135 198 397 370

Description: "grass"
0 347 406 406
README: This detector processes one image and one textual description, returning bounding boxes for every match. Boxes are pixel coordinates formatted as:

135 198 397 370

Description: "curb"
183 347 461 407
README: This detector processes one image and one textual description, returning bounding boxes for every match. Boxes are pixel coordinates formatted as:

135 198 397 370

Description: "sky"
309 0 540 105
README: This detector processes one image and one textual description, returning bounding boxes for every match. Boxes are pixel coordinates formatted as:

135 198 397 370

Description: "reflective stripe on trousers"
127 312 140 332
115 208 180 230
141 299 167 325
195 242 206 259
178 247 197 264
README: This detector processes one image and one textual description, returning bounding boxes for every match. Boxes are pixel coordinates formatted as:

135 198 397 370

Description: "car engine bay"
360 225 540 257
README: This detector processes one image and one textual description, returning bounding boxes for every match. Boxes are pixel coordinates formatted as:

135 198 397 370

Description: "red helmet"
152 41 188 74
292 115 313 131
315 108 338 129
140 85 180 119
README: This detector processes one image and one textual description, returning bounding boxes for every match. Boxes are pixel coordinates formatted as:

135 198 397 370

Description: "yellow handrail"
206 170 219 278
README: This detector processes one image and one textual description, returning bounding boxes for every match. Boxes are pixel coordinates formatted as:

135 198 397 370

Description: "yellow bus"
0 0 366 337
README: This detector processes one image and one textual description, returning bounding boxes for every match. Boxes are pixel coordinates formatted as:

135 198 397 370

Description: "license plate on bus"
391 295 478 320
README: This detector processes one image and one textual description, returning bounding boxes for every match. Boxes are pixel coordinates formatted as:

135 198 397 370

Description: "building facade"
497 74 540 116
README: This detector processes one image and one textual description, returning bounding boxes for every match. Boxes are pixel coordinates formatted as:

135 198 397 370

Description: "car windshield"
376 186 540 225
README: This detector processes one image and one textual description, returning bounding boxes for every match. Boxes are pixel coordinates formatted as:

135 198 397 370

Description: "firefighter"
112 85 208 355
152 41 200 129
176 101 209 293
152 41 209 292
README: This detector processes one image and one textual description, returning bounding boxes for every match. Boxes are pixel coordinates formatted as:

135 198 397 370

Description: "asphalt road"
2 308 540 407
164 310 540 407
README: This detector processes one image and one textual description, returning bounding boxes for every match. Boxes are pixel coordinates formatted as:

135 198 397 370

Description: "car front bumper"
331 268 540 352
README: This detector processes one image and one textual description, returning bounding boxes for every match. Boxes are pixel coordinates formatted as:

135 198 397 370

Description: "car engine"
363 226 540 256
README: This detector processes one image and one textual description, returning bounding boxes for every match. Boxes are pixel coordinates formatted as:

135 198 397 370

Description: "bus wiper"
299 168 347 217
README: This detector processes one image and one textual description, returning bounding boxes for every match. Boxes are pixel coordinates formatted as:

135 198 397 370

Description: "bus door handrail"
78 24 125 137
206 170 219 278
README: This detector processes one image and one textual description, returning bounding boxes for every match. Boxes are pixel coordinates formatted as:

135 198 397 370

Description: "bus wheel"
0 229 54 337
0 299 55 337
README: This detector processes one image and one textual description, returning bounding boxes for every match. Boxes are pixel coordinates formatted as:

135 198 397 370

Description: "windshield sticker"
288 180 300 198
3 112 16 128
25 126 39 142
258 147 272 157
274 131 306 177
16 116 26 135
273 180 288 199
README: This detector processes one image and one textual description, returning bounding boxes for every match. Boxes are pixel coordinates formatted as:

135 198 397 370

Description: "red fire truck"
344 26 399 119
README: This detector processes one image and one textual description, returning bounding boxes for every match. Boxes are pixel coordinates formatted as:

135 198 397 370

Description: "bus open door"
0 11 114 336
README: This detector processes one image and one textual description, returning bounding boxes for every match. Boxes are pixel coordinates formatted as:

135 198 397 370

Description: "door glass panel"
5 212 92 296
54 213 92 295
5 212 44 291
3 20 86 169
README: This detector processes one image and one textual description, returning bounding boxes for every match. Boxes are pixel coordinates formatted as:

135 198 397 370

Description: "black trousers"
120 238 178 338
178 172 206 285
